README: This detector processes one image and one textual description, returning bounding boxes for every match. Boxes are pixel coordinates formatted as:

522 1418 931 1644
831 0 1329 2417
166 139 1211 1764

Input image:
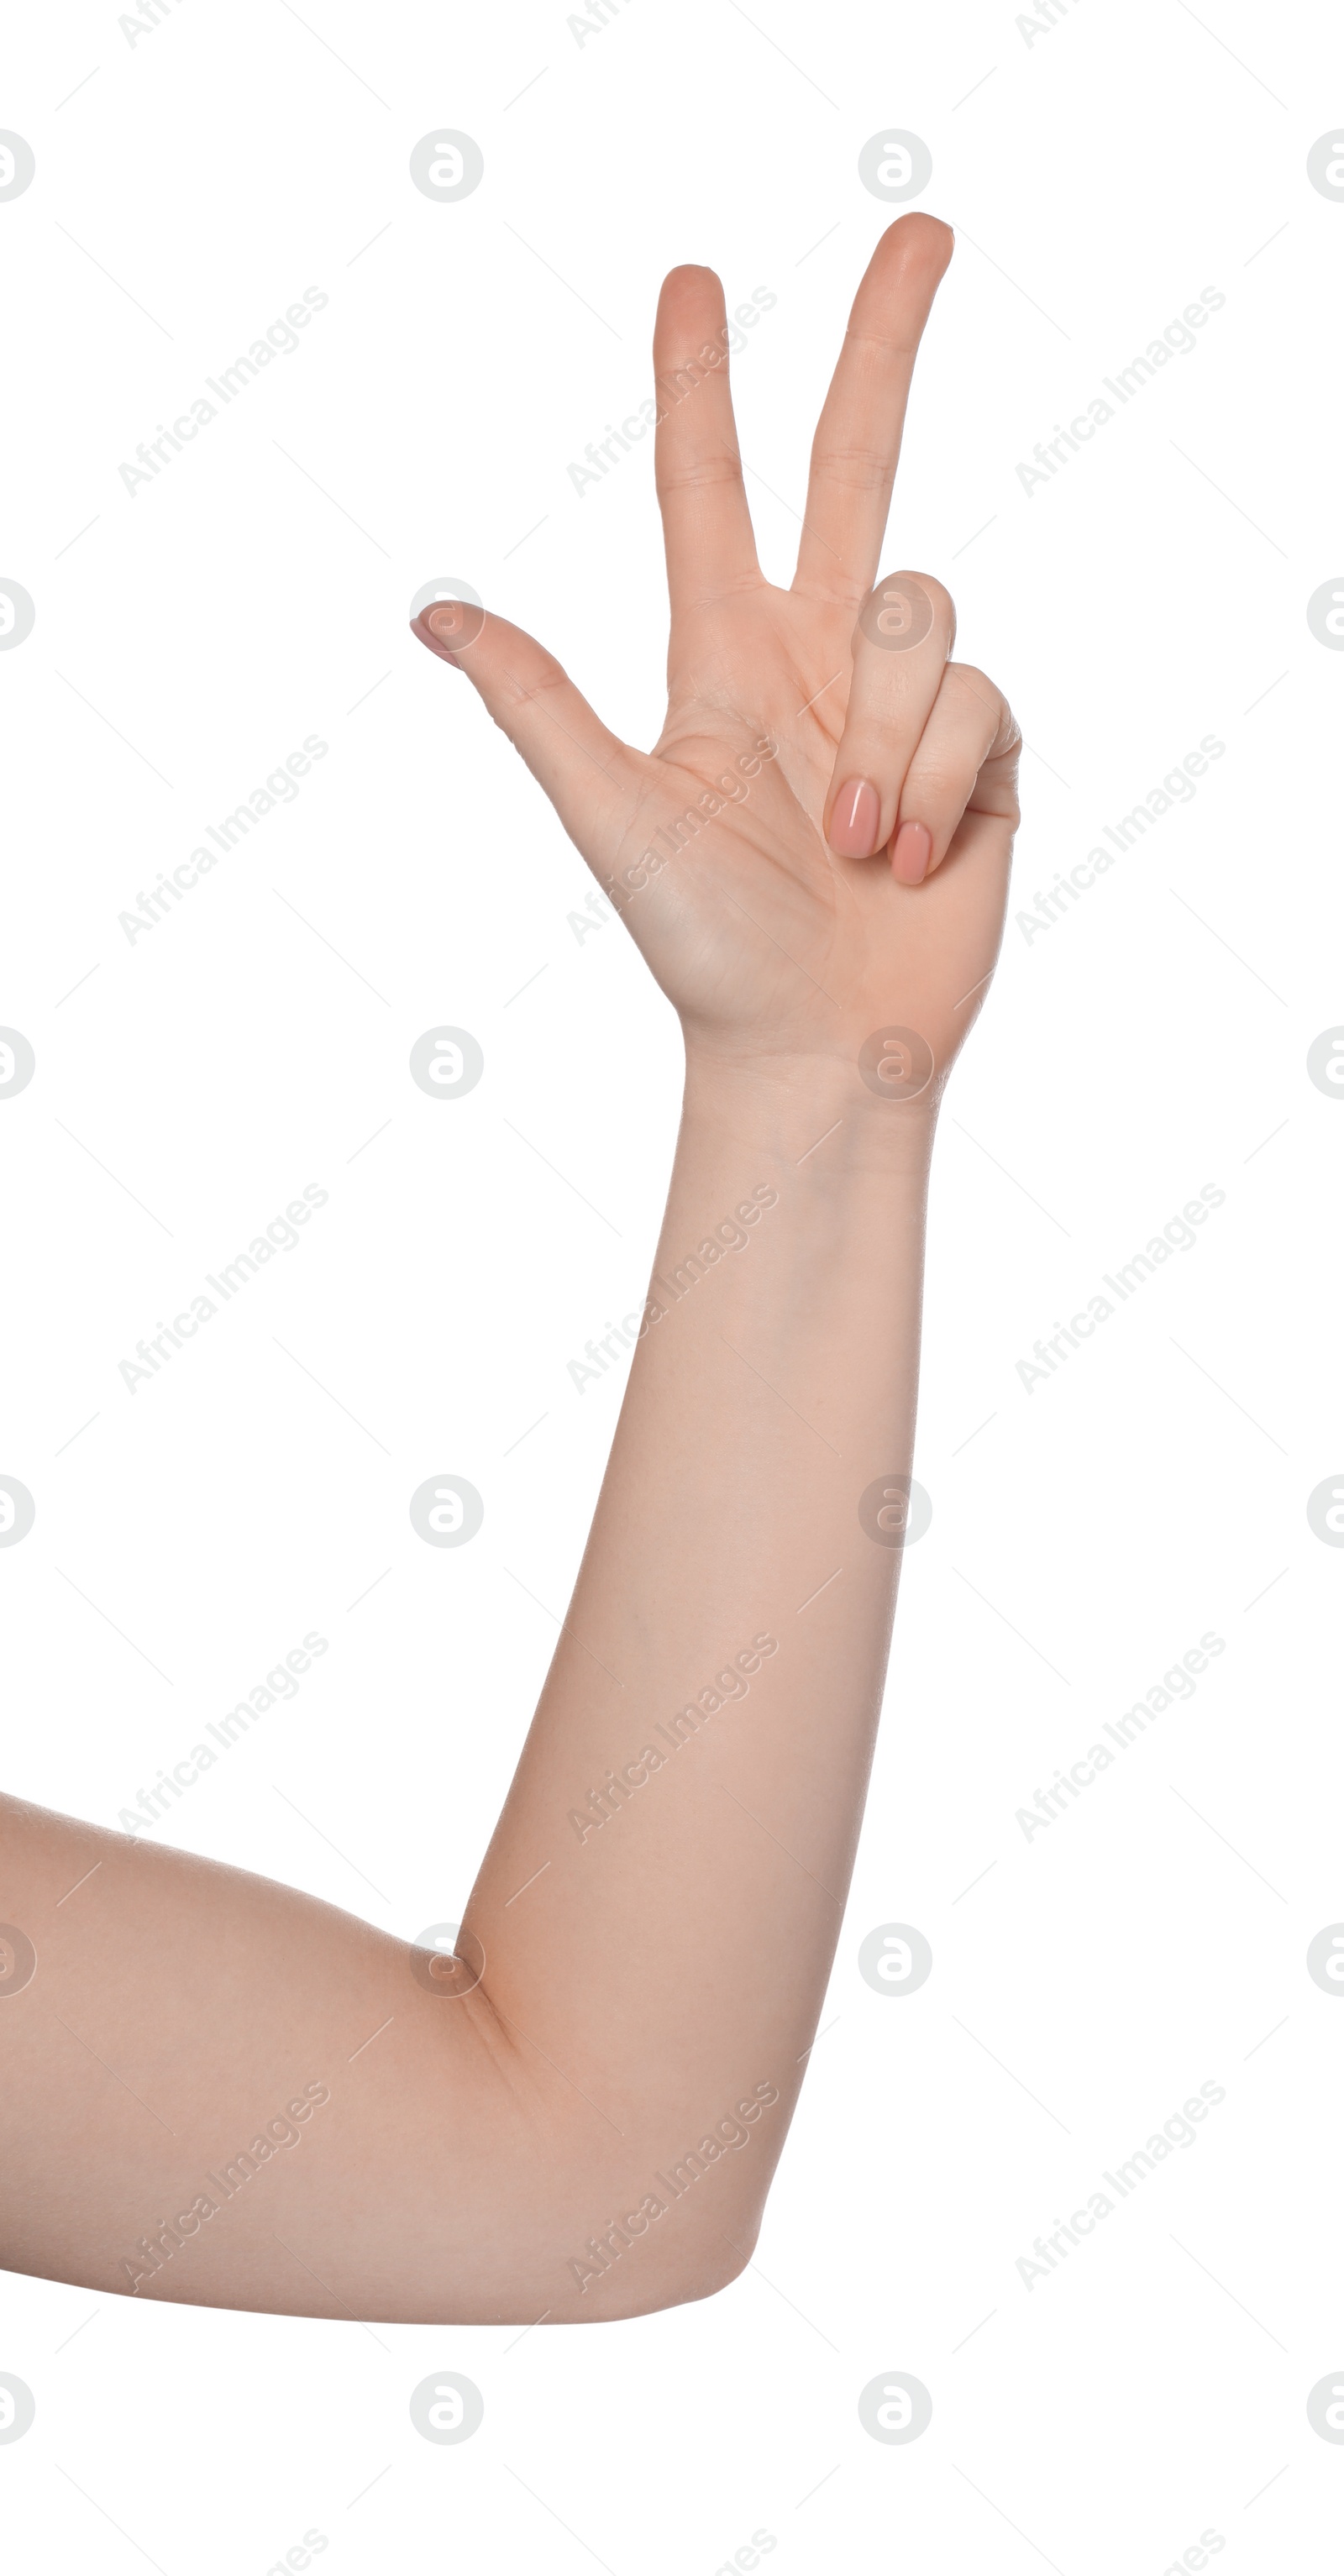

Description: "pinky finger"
890 662 1021 884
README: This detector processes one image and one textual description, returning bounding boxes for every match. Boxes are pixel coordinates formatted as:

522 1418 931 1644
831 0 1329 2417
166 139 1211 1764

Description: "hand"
412 215 1020 1105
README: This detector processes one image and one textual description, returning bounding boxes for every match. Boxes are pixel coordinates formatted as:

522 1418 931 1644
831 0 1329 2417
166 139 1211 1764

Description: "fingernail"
891 820 932 885
828 779 881 857
412 609 463 666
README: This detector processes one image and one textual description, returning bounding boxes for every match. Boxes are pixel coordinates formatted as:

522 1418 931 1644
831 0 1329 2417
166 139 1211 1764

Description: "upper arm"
0 1797 750 2322
0 1794 528 2318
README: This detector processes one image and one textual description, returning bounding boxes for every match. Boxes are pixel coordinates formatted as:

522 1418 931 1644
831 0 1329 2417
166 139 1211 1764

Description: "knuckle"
944 658 990 694
512 653 570 711
655 455 745 498
945 662 1020 753
810 444 897 495
902 758 970 811
942 661 999 721
894 569 954 624
856 569 954 661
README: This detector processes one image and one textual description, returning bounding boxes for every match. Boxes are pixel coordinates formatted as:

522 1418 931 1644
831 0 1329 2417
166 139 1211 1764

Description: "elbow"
575 2214 761 2323
669 2226 758 2311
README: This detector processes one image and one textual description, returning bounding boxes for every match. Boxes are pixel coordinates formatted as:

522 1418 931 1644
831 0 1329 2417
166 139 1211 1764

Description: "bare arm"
0 216 1018 2322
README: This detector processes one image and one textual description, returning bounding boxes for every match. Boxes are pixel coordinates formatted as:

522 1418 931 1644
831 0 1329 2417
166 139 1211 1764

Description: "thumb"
412 600 646 865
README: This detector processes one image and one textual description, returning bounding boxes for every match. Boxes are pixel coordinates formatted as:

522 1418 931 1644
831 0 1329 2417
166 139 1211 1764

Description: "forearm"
464 1055 934 2281
0 1066 932 2326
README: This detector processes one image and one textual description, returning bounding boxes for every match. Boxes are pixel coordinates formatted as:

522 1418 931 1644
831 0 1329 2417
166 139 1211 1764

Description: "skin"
0 214 1019 2323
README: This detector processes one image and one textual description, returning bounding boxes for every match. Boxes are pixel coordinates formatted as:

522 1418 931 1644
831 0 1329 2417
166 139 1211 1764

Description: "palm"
426 218 1019 1091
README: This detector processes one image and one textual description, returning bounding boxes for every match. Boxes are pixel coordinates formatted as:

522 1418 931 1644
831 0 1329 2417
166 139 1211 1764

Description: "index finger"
792 215 953 609
653 265 761 623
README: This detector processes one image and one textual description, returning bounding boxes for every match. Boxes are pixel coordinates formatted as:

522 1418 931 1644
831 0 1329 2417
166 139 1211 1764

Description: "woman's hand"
413 214 1021 1101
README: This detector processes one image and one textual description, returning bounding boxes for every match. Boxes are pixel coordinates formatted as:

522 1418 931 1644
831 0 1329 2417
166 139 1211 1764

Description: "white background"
3 1 1342 2568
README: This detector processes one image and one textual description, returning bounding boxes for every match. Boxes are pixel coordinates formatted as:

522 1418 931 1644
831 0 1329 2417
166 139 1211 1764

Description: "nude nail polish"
891 820 932 884
828 779 881 857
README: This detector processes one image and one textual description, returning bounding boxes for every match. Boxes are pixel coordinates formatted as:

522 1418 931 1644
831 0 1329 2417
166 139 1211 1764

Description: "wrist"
679 1045 938 1192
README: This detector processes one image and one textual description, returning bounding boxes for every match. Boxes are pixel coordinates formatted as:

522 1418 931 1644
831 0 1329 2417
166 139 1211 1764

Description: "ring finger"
822 568 955 861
